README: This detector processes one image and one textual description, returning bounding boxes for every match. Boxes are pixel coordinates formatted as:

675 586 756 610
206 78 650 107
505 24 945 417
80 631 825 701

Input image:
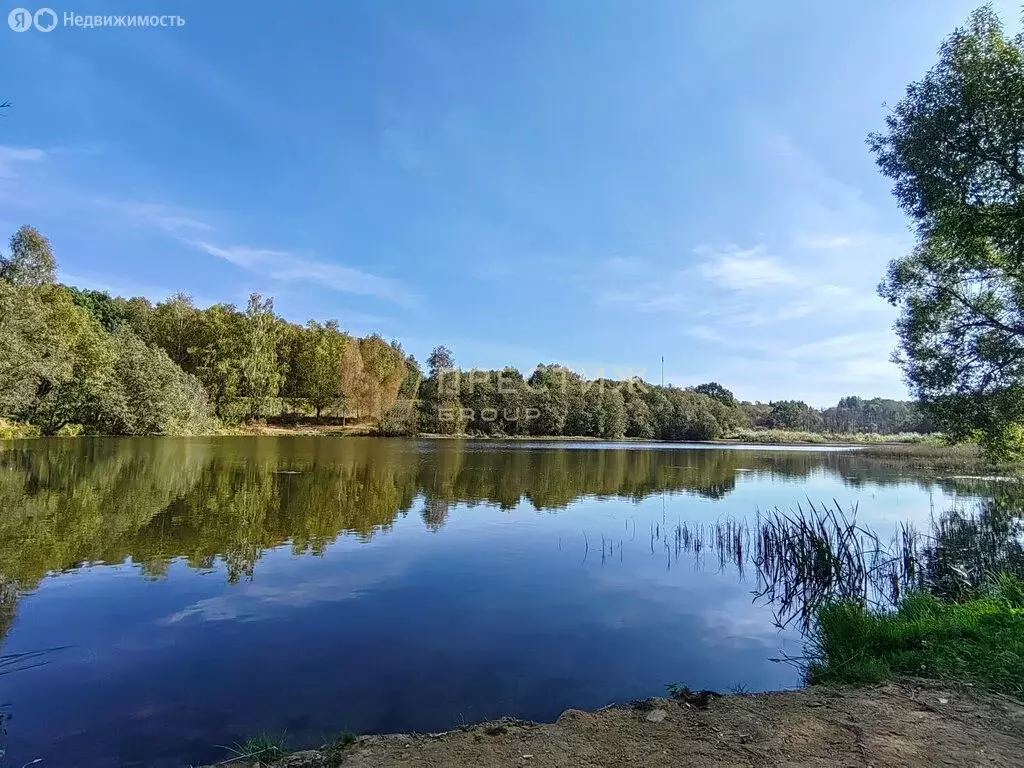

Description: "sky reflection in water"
0 437 989 767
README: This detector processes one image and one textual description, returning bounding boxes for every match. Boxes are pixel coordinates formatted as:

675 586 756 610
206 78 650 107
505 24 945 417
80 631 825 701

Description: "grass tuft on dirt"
219 733 290 764
809 574 1024 698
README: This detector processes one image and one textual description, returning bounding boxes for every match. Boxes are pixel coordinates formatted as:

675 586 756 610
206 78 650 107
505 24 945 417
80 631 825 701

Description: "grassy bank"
726 430 1024 474
723 427 935 445
858 441 1023 474
808 575 1024 699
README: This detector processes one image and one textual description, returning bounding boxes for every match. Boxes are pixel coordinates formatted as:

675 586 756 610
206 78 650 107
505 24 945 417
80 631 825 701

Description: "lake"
0 437 1006 767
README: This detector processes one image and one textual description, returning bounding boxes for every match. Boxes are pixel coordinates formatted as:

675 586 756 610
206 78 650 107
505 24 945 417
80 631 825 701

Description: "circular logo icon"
8 7 33 31
33 7 57 31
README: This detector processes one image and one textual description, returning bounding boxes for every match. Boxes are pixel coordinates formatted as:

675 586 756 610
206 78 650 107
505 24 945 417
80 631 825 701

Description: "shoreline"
203 680 1024 767
7 427 1009 473
233 425 931 448
0 429 919 447
3 418 937 447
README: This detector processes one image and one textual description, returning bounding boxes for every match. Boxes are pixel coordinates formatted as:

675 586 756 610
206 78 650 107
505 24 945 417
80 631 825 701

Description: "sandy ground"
224 679 1024 768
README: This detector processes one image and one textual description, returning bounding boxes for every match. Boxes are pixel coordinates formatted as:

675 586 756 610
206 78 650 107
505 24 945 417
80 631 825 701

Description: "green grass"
664 683 721 708
724 428 936 445
808 574 1024 699
219 733 290 764
858 441 1016 473
323 731 358 766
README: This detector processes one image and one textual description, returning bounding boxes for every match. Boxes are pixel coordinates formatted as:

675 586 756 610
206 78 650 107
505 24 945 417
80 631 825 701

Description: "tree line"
0 225 932 438
0 226 412 435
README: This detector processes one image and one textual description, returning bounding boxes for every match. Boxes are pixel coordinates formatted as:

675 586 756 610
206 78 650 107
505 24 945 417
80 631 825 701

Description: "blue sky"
2 0 1014 405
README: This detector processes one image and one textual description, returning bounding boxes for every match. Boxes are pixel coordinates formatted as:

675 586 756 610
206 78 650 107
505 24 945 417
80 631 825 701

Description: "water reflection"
0 437 985 590
919 487 1024 599
0 437 1017 768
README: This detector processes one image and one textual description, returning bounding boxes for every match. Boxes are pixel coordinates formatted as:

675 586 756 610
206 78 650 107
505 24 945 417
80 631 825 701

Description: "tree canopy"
0 226 56 287
872 6 1024 459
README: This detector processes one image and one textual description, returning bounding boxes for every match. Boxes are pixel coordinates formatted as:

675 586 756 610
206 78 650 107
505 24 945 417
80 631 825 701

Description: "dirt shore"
219 679 1024 767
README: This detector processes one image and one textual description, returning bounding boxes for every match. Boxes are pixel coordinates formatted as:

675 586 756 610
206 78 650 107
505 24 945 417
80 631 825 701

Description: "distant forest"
1 225 934 438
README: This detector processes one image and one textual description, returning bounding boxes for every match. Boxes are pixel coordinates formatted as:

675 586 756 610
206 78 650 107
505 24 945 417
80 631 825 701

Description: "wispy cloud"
781 330 896 363
0 146 46 178
695 245 799 292
587 123 909 403
797 234 855 249
83 195 416 306
0 141 416 310
600 243 886 325
190 240 415 306
159 555 414 625
91 198 215 235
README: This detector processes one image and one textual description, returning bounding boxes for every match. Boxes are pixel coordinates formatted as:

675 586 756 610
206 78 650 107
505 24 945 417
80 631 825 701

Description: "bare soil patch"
225 679 1024 767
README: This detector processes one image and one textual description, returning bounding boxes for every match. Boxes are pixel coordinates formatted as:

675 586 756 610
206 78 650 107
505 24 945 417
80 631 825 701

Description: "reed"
752 500 921 629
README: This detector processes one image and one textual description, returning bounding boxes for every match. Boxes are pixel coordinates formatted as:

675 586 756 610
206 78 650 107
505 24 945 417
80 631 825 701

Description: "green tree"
767 400 823 432
624 390 655 438
149 293 200 369
298 320 350 419
121 296 156 342
275 319 306 408
398 355 424 400
12 286 114 435
496 367 529 435
419 347 463 434
693 382 736 407
460 369 498 435
94 326 213 435
67 287 133 331
0 226 56 287
871 7 1024 459
601 386 627 439
239 293 281 420
427 346 454 377
191 304 244 420
0 280 52 415
528 365 570 436
563 371 591 436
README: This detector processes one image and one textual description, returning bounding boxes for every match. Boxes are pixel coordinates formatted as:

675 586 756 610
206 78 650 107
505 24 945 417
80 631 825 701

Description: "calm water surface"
0 438 997 767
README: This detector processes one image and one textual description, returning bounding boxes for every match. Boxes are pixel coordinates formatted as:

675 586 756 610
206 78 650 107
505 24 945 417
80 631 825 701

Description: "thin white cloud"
729 284 886 327
190 240 415 306
79 197 416 307
684 325 728 343
600 243 885 324
695 245 799 292
0 146 46 178
797 234 855 249
190 241 288 269
781 331 895 361
91 198 215 235
160 556 414 625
